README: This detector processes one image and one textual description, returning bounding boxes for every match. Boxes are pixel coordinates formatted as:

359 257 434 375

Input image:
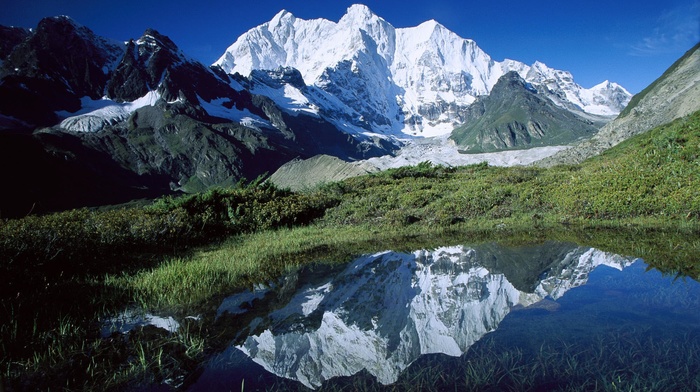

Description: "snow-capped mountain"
0 8 635 215
521 61 631 116
215 244 633 388
215 4 631 137
0 16 396 215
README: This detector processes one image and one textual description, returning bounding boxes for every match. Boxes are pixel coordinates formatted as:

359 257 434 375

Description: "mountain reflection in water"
190 242 666 390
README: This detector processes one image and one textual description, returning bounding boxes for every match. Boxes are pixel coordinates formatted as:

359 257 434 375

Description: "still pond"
114 241 700 391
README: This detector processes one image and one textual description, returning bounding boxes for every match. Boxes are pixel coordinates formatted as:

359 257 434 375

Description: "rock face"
449 72 603 152
0 25 29 59
0 16 123 126
537 43 700 166
215 4 631 137
214 243 633 389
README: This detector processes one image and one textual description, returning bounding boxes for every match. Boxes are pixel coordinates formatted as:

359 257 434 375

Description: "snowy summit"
215 4 631 138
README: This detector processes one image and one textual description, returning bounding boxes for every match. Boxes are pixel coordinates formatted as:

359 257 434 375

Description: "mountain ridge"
537 42 700 166
0 17 393 216
0 7 653 215
216 4 631 137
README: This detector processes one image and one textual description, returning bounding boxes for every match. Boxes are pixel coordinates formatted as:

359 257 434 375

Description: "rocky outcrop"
0 17 123 126
537 43 700 166
0 25 29 60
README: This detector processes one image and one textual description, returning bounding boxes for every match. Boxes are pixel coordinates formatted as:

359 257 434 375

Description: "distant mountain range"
268 39 699 190
9 4 693 217
449 71 605 153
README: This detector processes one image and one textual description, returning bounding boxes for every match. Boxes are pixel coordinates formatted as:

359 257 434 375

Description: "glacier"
56 91 161 133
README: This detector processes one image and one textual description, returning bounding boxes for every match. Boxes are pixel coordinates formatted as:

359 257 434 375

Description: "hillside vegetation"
1 110 699 390
322 110 700 226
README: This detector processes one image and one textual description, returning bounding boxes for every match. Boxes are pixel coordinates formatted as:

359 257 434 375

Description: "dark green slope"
450 72 601 153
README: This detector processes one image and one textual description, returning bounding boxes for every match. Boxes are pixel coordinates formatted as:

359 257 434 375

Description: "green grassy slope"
547 110 700 219
2 110 699 298
322 110 700 226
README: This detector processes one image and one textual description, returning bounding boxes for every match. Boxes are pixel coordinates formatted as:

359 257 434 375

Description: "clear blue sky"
2 0 698 94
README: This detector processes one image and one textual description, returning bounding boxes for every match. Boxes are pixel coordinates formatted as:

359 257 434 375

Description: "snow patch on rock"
57 91 161 133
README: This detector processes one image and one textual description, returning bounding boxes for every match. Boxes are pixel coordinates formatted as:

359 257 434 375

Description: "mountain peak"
494 70 528 87
418 19 442 29
269 9 296 28
35 15 90 39
40 15 80 27
592 79 629 94
214 5 631 136
531 60 550 72
137 28 179 52
450 70 600 152
345 4 375 18
340 4 385 27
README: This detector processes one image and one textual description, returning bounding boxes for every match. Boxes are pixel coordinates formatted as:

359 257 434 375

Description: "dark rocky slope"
0 17 393 216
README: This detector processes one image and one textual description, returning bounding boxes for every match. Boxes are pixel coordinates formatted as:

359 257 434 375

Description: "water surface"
188 241 700 391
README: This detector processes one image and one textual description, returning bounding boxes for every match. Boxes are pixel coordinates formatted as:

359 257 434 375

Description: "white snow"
57 91 161 133
268 282 334 321
101 309 180 337
214 5 631 138
246 80 319 116
197 96 272 129
217 287 270 317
